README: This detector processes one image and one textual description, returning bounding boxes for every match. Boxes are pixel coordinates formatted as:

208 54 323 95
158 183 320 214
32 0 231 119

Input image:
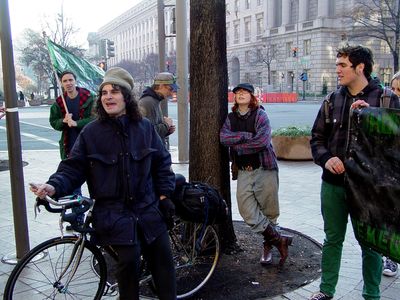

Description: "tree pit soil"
189 221 322 300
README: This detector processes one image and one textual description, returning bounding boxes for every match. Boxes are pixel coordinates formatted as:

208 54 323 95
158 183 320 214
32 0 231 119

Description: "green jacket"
49 87 95 159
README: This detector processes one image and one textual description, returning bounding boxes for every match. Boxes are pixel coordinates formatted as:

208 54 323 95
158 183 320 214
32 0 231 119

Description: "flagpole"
44 34 69 115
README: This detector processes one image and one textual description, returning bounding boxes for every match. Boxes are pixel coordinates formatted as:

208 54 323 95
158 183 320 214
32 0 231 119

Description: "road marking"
20 121 52 130
0 126 58 146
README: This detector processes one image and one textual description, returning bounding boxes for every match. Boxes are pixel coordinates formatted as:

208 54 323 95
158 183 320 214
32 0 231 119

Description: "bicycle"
4 193 220 299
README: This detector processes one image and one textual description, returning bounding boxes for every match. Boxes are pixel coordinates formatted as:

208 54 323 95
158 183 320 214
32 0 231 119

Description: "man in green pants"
309 45 399 300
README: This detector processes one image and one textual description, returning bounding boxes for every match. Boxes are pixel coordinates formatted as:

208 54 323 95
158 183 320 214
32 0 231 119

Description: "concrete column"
266 0 275 28
318 0 329 18
298 0 308 22
282 0 290 25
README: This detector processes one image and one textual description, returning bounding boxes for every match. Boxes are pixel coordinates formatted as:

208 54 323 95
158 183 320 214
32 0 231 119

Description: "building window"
234 23 240 44
245 0 250 9
286 41 293 57
257 72 262 87
380 67 392 86
234 0 239 12
380 39 392 54
304 39 311 56
256 49 262 62
226 23 230 45
244 18 251 42
245 50 251 63
257 0 263 6
256 14 263 39
244 72 251 82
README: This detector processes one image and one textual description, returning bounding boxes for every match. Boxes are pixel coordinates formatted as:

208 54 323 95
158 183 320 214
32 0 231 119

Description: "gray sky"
9 0 141 48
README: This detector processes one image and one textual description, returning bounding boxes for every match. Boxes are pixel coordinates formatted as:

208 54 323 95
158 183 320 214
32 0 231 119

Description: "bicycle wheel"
4 236 107 300
171 222 220 299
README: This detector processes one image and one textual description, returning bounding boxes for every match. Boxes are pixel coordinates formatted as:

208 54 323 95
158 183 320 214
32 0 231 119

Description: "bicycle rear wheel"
4 236 107 300
171 222 220 299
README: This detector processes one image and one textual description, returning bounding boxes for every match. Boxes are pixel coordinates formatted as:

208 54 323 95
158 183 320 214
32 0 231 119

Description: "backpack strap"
323 91 335 124
380 87 392 108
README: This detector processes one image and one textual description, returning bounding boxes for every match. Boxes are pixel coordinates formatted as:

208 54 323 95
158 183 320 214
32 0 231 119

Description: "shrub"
272 126 311 137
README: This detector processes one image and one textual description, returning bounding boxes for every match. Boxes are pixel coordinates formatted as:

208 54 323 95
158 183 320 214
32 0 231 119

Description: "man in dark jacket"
31 67 177 300
139 72 178 145
309 45 400 300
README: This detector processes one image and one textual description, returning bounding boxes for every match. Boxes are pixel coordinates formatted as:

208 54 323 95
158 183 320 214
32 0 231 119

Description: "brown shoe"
260 242 272 265
262 224 293 266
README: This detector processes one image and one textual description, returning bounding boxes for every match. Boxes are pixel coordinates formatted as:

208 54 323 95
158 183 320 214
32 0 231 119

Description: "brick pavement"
0 148 398 299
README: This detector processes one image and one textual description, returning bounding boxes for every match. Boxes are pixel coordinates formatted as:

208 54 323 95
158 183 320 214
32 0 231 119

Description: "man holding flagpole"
50 70 95 160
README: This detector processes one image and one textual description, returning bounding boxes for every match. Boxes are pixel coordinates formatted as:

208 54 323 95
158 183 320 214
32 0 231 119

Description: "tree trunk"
189 0 237 252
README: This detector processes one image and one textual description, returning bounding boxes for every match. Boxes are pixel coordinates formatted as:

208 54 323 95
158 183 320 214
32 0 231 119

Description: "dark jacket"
47 116 175 246
310 78 400 186
49 87 95 159
139 87 170 140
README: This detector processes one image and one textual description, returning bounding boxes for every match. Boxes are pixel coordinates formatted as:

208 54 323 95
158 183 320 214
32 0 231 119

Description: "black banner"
345 107 400 262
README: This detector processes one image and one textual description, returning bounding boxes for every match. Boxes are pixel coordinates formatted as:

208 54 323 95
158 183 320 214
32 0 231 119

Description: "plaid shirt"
220 107 278 170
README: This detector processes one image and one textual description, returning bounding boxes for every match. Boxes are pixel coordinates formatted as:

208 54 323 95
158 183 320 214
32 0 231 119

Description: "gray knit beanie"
99 67 134 92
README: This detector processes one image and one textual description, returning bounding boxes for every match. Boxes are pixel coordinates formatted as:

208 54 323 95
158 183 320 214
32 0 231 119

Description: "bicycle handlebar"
35 195 94 215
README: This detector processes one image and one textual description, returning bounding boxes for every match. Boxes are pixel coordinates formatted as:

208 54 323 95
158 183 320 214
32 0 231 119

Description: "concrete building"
92 0 397 95
226 0 396 95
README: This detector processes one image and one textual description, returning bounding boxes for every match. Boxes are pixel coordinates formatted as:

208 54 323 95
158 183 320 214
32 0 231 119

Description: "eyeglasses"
235 89 250 95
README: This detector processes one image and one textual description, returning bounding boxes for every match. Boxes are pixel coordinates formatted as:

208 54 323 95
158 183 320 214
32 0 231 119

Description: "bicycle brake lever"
34 201 41 219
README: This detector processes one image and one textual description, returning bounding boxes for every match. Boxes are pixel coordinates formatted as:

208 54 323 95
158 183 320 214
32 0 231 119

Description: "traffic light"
107 40 115 58
171 7 176 34
99 39 107 58
292 47 298 57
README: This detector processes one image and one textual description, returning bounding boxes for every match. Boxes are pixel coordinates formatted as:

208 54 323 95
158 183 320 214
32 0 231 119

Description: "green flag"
47 40 104 94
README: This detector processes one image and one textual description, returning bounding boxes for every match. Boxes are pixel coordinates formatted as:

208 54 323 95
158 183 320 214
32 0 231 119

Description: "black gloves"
159 198 175 229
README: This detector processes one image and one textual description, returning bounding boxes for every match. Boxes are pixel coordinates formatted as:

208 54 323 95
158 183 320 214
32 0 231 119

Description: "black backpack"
172 181 229 225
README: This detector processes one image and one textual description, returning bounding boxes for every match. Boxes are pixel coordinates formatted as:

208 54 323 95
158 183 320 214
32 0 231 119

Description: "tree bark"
189 0 237 252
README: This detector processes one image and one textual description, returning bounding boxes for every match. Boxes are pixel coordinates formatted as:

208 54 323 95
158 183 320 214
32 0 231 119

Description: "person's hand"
168 124 176 134
324 157 345 174
351 100 369 109
67 118 77 127
164 116 174 127
159 197 175 229
29 183 56 199
63 113 73 124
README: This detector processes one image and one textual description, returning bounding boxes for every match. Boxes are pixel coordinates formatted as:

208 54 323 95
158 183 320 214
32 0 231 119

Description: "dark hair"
96 84 142 121
336 45 374 78
232 94 259 112
59 70 76 81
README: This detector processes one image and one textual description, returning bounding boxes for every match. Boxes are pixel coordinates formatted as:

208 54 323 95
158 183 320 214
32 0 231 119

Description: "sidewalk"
0 148 399 299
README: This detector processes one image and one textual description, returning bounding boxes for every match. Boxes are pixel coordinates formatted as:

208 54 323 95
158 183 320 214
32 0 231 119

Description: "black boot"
262 224 293 267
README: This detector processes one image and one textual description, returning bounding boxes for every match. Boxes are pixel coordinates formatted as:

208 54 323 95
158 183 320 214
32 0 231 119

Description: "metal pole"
0 0 30 262
157 0 168 117
176 0 189 162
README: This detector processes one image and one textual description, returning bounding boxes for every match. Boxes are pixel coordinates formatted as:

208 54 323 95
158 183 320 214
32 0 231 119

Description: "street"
0 102 320 152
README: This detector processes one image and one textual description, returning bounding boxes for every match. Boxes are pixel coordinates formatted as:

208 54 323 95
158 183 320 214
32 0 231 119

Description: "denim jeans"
319 181 382 299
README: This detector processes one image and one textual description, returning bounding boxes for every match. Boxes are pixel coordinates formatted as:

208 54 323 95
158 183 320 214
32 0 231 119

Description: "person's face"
61 74 76 94
159 84 174 98
100 84 126 117
336 56 363 87
234 89 251 106
391 79 400 96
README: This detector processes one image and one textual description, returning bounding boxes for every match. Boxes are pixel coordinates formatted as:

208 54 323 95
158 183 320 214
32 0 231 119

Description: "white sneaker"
383 258 398 277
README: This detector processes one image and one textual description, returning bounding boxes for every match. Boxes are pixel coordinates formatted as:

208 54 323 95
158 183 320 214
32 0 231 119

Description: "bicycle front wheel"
171 222 220 299
4 236 107 300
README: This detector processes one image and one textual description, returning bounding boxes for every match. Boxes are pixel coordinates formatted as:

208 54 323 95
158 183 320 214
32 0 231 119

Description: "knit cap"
153 72 179 92
99 67 134 91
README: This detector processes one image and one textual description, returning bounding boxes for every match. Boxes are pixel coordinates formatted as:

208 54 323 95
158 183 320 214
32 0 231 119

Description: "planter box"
272 136 312 161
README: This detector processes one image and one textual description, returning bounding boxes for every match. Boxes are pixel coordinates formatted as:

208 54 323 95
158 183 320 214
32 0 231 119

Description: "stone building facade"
227 0 396 95
93 0 396 95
